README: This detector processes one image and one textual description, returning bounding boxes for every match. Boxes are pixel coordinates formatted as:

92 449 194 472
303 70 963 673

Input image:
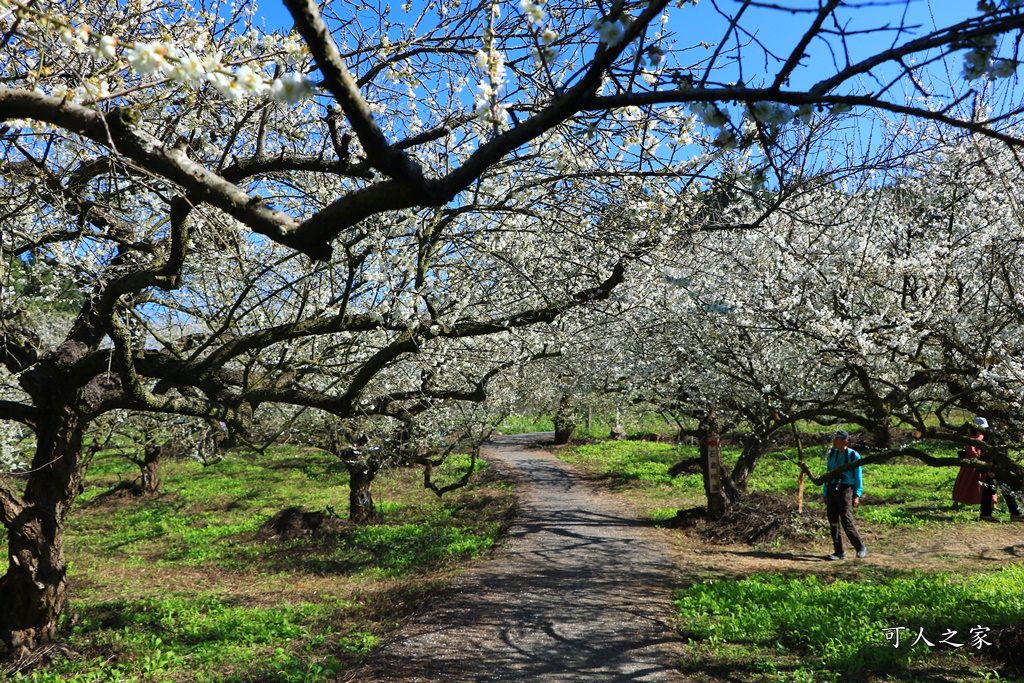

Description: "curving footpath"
344 433 687 682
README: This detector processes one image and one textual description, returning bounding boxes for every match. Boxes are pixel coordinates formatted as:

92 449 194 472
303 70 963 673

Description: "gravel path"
345 433 686 682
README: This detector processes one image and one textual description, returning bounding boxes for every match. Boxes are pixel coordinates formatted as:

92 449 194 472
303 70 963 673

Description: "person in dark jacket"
975 418 1024 523
822 430 867 560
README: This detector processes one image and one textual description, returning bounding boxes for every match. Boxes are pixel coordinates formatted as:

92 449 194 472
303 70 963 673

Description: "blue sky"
251 0 986 93
246 0 1011 169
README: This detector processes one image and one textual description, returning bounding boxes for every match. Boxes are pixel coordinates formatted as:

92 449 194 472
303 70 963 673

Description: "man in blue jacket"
822 430 867 560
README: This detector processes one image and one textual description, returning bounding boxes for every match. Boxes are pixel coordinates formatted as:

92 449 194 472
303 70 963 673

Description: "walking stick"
793 422 805 514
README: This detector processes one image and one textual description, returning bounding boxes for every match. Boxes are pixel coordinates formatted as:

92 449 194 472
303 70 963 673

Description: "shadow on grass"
681 657 992 683
60 579 459 682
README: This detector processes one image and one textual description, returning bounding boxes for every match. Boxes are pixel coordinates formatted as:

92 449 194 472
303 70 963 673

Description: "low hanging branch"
798 446 1018 487
419 431 493 497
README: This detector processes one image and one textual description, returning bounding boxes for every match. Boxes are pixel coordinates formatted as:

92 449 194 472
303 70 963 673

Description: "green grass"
674 565 1024 682
560 440 695 486
557 435 1024 681
6 446 512 682
559 436 986 527
498 414 555 433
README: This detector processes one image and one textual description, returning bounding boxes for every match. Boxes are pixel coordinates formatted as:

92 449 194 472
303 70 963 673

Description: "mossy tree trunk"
0 408 86 656
137 443 162 494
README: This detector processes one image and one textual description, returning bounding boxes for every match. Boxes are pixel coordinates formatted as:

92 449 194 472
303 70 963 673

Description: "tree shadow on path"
342 433 688 682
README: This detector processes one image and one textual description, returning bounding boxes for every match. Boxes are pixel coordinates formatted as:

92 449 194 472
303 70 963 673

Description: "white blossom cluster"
473 0 510 128
0 0 315 104
591 14 628 46
0 421 28 472
961 33 1018 81
520 122 1024 475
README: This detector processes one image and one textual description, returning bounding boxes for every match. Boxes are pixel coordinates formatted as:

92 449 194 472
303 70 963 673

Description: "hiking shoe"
826 553 846 561
1010 515 1024 523
856 547 868 559
980 515 999 523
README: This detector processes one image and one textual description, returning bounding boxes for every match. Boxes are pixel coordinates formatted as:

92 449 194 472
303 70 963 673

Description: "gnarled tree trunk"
138 443 162 494
553 394 575 445
0 408 86 655
345 461 380 523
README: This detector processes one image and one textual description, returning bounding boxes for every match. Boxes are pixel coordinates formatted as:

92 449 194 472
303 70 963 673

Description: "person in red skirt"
952 417 988 510
953 417 1024 522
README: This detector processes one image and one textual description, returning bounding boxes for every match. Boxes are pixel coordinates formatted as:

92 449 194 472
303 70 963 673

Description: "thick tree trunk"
0 410 85 655
346 463 378 524
553 395 575 446
553 420 575 445
699 412 730 520
873 423 891 449
138 444 161 494
730 437 774 494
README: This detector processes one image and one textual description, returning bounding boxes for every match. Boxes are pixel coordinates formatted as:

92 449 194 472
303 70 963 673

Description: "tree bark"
873 422 891 449
0 409 86 655
553 394 575 446
138 443 161 494
346 462 379 523
730 437 774 494
699 412 730 520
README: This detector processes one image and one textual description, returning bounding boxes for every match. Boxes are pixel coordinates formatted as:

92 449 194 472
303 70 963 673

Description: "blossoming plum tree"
2 0 1024 657
627 129 1024 513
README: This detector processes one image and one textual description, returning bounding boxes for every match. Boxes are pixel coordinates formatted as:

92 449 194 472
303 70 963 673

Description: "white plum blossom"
989 58 1018 79
690 102 729 128
532 45 557 65
282 36 307 64
592 15 625 46
712 129 738 149
90 35 118 60
270 72 316 104
745 101 795 126
520 0 546 26
59 25 90 53
233 65 269 96
74 78 110 102
166 52 206 83
125 41 168 76
474 40 509 127
206 70 242 99
795 104 815 124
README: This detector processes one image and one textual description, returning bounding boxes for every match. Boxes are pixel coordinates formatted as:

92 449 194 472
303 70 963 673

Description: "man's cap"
974 417 989 429
834 429 850 440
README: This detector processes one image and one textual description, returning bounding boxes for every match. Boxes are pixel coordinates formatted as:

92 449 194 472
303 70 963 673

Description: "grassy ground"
556 436 1024 683
3 446 513 682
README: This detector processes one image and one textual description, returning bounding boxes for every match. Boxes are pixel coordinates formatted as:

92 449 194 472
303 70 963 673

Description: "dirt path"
344 433 686 682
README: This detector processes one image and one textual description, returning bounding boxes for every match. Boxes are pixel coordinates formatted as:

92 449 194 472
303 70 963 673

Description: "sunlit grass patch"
675 565 1024 681
560 440 689 486
498 414 554 433
11 597 359 682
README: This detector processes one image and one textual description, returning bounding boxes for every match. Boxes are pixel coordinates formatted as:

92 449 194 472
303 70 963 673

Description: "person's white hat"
974 417 989 429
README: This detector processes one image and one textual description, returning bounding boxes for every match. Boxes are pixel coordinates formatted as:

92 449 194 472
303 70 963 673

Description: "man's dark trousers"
826 485 863 556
